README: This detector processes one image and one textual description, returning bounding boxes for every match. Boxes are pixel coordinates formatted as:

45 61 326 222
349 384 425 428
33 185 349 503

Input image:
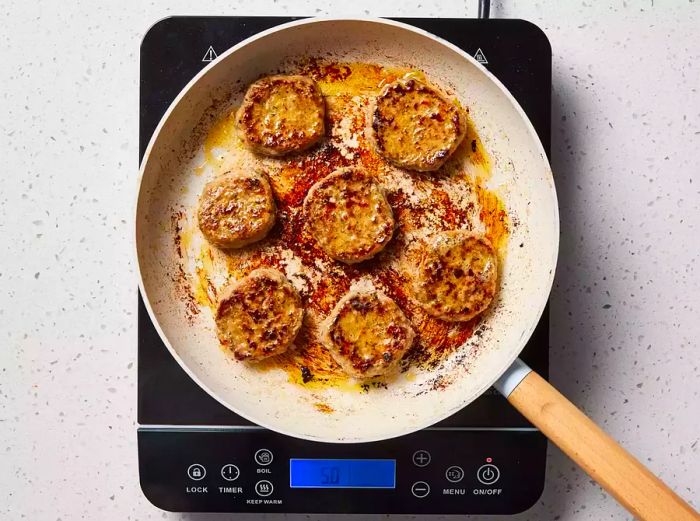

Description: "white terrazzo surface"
1 0 699 520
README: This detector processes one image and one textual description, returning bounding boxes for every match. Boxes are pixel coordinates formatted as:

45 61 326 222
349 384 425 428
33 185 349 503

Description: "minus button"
411 481 430 498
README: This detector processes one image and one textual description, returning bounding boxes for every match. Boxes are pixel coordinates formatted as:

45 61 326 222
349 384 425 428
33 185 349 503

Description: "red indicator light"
486 457 492 463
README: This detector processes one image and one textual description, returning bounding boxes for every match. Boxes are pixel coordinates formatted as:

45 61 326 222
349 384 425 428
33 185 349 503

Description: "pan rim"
134 16 560 443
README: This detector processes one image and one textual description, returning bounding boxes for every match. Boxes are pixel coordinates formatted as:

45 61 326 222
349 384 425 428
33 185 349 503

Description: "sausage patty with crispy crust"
320 287 415 378
197 170 276 249
303 167 395 264
372 77 466 171
236 75 325 156
411 230 498 322
215 269 304 361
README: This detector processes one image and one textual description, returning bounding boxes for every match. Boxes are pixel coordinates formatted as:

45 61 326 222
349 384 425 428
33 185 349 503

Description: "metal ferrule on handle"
493 357 532 397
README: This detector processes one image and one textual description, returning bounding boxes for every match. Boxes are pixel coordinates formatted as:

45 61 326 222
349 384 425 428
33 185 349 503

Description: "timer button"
412 450 431 467
411 481 430 498
477 463 500 485
221 464 240 481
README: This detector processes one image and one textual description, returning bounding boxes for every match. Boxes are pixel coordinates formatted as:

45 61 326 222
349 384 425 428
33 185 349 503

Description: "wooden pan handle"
498 361 699 521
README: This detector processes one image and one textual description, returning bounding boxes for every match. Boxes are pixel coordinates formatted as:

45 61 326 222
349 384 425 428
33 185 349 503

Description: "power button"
476 464 500 485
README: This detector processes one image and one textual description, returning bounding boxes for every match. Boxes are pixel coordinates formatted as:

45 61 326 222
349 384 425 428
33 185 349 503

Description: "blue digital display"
289 459 396 488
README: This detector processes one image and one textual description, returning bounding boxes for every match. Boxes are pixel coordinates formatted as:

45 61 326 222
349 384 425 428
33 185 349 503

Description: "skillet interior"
135 18 558 442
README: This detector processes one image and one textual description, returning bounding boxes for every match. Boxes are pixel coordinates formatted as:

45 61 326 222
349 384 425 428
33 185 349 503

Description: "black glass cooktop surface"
137 17 552 514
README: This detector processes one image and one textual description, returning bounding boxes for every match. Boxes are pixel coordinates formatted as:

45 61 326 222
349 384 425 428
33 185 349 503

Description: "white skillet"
135 18 697 520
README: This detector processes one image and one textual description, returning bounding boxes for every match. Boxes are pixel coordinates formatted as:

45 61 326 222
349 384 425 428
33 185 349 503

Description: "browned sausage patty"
320 287 415 378
236 75 325 156
215 269 304 361
412 230 498 322
197 170 276 249
372 77 466 171
303 167 395 264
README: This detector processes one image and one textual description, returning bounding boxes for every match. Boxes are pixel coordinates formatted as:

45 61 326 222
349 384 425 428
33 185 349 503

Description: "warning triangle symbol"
202 46 218 63
474 48 488 65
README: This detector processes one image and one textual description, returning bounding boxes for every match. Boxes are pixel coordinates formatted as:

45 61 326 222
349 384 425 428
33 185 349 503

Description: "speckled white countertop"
1 0 699 519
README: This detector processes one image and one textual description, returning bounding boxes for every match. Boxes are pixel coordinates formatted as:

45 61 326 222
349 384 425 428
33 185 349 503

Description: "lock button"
187 463 207 481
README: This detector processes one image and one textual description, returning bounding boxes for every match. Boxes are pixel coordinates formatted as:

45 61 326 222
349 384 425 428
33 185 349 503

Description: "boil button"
254 448 274 466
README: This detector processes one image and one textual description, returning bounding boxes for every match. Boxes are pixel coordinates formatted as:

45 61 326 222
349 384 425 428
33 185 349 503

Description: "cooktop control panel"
138 429 546 514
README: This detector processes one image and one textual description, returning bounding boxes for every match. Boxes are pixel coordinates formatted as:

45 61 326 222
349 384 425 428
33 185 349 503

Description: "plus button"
412 450 431 467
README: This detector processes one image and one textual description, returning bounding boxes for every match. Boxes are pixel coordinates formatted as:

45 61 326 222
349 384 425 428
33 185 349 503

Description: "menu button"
445 465 464 483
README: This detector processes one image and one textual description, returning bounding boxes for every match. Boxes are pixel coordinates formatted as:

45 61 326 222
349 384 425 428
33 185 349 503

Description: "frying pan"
135 18 697 520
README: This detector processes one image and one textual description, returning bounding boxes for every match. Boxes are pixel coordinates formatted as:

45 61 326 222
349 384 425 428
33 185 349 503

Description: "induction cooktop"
138 16 552 515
